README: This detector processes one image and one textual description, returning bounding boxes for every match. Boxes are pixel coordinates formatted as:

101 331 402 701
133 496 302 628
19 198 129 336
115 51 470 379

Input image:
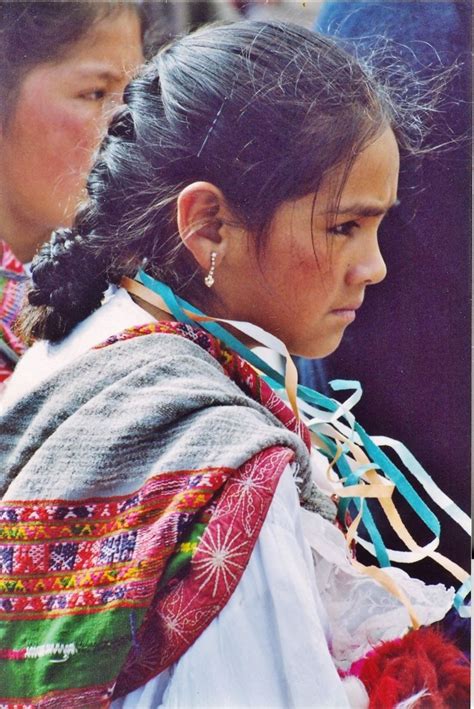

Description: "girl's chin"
290 335 344 360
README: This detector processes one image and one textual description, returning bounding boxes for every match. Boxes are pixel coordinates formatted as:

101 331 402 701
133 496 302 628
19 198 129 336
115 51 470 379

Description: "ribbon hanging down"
121 272 471 621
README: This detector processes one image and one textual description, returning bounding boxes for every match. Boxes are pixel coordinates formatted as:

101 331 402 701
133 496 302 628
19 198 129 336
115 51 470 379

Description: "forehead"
317 128 400 213
57 8 143 74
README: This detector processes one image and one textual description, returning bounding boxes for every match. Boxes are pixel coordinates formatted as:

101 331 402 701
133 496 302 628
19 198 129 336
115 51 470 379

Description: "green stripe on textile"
0 607 146 698
159 522 206 589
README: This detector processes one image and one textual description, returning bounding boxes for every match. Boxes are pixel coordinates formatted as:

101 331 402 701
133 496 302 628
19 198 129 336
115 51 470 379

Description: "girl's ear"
177 181 236 272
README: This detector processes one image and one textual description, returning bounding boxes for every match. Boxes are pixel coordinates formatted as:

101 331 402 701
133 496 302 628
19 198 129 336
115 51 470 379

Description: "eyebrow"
72 65 126 84
325 198 401 218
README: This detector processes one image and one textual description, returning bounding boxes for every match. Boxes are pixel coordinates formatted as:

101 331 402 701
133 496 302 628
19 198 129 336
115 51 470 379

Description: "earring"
204 251 217 288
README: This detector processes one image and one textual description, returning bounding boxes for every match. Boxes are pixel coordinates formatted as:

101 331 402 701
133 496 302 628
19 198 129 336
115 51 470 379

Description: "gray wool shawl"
0 332 335 520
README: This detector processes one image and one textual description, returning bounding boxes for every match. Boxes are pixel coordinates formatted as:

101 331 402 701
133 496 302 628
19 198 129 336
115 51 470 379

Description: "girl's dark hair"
21 20 438 342
0 1 162 123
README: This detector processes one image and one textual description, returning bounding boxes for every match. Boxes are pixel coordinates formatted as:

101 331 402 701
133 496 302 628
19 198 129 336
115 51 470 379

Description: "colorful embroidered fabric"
0 240 28 383
94 321 473 707
0 321 303 705
0 451 294 706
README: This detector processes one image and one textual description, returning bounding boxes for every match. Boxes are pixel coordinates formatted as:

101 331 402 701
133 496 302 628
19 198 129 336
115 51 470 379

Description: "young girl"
1 21 469 707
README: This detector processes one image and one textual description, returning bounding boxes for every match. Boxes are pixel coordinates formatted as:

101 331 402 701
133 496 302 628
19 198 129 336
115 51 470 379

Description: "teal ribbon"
453 578 471 618
136 271 470 614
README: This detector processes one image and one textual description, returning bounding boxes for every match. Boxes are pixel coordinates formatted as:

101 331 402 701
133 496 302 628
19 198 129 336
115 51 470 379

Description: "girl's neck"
0 209 49 263
125 279 260 351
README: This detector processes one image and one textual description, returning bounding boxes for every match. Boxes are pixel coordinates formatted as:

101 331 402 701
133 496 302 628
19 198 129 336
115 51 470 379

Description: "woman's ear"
177 181 234 272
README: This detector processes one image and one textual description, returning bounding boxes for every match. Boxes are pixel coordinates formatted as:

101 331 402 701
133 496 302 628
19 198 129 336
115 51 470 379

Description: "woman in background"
1 20 469 707
0 1 149 382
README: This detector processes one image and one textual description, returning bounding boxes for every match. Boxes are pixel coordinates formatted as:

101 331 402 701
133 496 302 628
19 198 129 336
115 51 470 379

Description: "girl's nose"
345 236 387 287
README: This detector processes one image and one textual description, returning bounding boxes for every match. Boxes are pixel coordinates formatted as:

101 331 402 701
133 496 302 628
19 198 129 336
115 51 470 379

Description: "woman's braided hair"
21 20 447 342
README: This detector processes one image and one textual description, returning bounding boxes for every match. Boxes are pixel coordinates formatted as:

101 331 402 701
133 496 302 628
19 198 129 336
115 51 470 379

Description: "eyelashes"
78 89 107 101
328 220 360 237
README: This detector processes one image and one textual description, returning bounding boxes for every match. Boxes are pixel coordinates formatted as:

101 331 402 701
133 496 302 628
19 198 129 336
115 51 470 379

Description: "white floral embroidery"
194 525 248 596
161 611 188 643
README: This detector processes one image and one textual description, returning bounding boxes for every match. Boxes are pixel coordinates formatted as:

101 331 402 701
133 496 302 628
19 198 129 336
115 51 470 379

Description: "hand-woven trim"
0 466 235 703
0 447 294 705
114 445 294 697
0 683 114 709
0 467 233 621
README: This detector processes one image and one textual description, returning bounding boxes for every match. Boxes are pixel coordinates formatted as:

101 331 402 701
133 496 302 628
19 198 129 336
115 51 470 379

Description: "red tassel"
350 627 470 708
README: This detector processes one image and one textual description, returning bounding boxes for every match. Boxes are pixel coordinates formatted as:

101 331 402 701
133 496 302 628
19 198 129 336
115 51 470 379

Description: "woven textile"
0 321 325 705
0 241 27 384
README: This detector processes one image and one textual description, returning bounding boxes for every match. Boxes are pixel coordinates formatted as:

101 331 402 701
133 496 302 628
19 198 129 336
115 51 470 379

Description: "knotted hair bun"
25 228 108 342
107 105 136 142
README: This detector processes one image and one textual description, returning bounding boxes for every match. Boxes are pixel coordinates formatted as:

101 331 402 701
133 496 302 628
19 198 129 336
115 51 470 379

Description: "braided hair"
21 20 437 343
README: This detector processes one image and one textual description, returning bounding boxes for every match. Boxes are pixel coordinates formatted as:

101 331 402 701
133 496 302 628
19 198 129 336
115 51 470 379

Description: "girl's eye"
328 220 360 237
79 89 107 101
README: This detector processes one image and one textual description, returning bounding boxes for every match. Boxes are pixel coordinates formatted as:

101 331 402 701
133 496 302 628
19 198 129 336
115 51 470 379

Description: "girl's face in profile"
0 8 143 261
216 127 399 358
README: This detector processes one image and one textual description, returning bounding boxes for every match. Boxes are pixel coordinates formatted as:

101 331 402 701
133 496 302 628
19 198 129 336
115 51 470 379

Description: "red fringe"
351 627 470 708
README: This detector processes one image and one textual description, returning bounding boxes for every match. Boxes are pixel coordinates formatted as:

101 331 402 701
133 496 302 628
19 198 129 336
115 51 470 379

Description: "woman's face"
0 8 143 261
216 128 400 358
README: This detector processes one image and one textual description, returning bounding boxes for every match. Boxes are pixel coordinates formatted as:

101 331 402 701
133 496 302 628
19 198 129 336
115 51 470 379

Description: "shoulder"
90 326 230 389
2 326 263 437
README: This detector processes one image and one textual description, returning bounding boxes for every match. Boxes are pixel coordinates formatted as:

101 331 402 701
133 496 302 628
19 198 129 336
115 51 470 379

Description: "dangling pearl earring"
204 251 217 288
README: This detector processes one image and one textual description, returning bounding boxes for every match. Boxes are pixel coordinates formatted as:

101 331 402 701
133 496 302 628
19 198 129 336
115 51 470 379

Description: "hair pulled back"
22 20 431 343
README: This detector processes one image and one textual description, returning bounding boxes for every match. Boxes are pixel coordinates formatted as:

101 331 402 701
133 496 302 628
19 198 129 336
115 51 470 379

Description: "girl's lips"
330 308 357 323
330 302 362 322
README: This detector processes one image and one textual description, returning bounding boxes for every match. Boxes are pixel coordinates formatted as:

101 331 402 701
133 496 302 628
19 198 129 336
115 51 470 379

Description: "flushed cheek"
35 104 101 185
11 101 103 226
286 255 335 307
